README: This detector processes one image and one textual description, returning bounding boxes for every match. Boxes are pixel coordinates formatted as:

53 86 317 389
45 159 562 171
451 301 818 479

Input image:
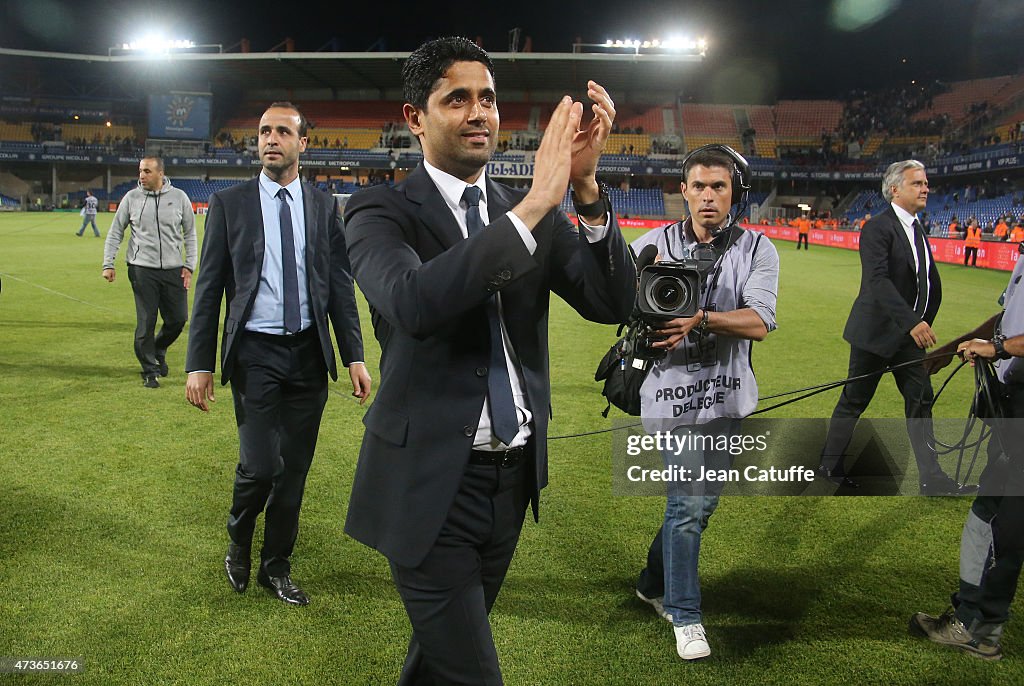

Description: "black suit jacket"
843 206 942 357
343 165 636 567
185 177 364 382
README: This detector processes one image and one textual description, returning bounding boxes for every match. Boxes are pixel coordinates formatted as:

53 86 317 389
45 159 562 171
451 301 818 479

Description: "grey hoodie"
103 177 197 271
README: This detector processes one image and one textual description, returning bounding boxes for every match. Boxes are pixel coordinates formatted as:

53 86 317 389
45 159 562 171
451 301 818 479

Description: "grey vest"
631 223 763 431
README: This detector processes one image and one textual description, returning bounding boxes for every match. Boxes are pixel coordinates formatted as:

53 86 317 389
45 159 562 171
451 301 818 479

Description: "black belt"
245 327 317 347
469 446 525 468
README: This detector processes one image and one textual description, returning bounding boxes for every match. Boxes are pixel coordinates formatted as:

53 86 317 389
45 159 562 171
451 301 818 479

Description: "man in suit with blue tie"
343 37 636 684
185 102 372 606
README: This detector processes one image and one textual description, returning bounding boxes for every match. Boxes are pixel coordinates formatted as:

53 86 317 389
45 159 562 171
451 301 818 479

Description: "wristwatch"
571 183 611 218
992 334 1012 360
694 309 710 337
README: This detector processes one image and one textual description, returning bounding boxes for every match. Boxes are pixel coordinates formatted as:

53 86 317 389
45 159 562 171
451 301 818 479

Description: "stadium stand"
496 102 537 130
844 190 886 221
912 76 1016 125
0 122 34 142
747 105 777 158
842 188 1024 238
682 104 739 137
774 99 843 144
606 133 650 155
558 186 665 218
993 106 1024 143
925 191 1023 237
63 123 138 144
616 104 669 134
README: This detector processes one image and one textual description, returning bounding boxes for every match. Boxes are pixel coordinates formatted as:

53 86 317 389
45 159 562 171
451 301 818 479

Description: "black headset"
681 143 751 207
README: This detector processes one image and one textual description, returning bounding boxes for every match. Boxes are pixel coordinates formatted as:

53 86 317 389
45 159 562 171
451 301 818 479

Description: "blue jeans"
78 215 98 236
637 418 741 626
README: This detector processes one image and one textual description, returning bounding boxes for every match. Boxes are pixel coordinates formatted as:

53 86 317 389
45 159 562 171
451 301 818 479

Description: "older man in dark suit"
819 159 967 495
185 102 372 606
343 37 635 685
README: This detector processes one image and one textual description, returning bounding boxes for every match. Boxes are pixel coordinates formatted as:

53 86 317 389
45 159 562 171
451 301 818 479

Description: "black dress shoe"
257 570 309 606
920 473 977 496
155 352 169 378
816 465 860 488
224 543 251 593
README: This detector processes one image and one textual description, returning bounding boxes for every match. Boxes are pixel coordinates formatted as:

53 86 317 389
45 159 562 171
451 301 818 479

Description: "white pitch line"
0 271 124 315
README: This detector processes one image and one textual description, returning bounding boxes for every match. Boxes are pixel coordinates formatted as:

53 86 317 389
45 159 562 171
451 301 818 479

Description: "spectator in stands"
75 190 100 237
948 215 960 237
964 218 982 267
1011 222 1024 243
995 216 1010 241
102 156 196 388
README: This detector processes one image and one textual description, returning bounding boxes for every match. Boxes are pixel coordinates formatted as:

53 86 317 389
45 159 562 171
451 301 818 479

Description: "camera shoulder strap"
703 224 745 306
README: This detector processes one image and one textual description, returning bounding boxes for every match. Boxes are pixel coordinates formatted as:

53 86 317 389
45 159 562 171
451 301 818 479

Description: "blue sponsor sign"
148 93 212 140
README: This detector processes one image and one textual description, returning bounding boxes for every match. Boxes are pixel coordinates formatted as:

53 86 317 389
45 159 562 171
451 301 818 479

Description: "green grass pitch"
0 210 1019 684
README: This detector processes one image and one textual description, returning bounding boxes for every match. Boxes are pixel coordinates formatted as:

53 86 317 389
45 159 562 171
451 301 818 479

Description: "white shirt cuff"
577 215 610 243
506 211 538 255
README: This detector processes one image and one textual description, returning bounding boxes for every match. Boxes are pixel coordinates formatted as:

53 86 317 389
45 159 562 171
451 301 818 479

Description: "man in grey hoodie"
103 156 197 388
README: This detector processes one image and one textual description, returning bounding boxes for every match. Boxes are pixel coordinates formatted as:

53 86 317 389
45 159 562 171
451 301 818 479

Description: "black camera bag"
594 320 650 417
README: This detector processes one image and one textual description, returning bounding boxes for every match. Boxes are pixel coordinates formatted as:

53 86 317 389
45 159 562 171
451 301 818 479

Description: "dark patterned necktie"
912 218 929 318
276 188 301 333
462 185 519 444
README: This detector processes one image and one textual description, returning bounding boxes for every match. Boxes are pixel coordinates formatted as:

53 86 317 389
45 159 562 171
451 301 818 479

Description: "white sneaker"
674 623 711 660
635 589 671 622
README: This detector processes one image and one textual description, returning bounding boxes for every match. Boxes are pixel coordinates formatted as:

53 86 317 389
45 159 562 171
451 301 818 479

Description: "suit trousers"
127 265 187 377
391 448 531 686
821 342 944 482
227 328 328 577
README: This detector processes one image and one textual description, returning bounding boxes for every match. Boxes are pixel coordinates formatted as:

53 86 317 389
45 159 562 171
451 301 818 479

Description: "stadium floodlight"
575 35 707 57
108 37 221 56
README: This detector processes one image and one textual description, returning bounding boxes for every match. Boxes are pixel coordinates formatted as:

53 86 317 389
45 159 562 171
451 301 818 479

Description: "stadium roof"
0 48 702 100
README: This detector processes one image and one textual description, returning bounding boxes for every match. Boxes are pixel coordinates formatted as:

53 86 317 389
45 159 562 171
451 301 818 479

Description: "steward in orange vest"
964 221 982 267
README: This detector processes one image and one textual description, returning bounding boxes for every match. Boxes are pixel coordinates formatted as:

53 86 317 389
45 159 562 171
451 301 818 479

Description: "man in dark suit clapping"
343 37 635 684
819 159 969 495
185 102 372 605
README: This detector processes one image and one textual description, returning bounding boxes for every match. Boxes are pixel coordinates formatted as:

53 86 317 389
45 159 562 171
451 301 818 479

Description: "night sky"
1 0 1021 100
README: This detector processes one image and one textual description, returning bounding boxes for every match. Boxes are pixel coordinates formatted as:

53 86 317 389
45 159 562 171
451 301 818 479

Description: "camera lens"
648 275 689 312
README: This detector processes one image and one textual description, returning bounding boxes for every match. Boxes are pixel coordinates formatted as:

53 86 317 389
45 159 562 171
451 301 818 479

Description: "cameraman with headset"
909 251 1024 661
631 145 779 660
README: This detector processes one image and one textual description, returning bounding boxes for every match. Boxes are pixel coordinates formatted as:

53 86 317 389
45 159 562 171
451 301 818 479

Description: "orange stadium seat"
746 105 777 158
912 76 1015 125
0 122 33 142
773 100 843 143
64 123 138 142
616 105 669 134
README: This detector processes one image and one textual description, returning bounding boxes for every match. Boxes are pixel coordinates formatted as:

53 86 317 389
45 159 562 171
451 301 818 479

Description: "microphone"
635 244 658 272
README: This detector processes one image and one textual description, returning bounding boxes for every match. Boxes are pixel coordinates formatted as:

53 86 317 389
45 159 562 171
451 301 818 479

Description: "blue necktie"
462 185 519 445
276 188 301 334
